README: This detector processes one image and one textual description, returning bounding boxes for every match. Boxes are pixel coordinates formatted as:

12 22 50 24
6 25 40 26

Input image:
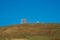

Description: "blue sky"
0 0 60 26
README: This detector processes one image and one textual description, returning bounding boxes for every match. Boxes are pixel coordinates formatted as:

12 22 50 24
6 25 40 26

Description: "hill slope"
0 23 60 40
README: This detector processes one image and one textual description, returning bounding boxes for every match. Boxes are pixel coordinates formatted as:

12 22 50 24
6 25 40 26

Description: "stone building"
21 18 26 24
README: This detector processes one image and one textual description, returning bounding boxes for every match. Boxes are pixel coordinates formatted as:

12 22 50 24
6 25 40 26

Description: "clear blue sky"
0 0 60 26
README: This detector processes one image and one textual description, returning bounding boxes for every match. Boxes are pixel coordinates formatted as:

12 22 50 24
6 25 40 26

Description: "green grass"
26 36 52 40
0 35 59 40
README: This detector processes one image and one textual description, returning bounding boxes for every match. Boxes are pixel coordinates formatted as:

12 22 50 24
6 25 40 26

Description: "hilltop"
0 23 60 40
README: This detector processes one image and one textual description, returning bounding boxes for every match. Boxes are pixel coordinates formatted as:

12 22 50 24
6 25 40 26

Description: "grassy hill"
0 23 60 40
